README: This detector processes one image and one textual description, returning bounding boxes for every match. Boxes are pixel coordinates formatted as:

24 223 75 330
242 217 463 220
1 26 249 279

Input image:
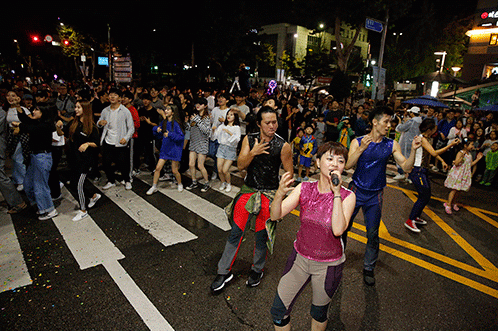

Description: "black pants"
102 142 131 183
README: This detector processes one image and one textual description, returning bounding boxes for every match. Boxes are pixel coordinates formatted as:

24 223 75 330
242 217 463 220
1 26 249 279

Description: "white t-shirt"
105 108 119 145
231 104 250 135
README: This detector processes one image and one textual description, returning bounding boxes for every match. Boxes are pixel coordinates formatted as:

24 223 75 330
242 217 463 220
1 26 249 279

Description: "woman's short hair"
316 141 349 163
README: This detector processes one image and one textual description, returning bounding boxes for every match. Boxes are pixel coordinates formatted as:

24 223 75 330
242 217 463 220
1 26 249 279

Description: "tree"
57 24 91 80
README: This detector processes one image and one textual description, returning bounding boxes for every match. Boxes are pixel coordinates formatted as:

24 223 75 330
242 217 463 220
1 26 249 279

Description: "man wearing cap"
394 106 422 181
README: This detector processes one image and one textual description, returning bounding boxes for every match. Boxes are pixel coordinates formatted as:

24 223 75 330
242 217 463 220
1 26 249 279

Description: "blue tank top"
352 136 393 191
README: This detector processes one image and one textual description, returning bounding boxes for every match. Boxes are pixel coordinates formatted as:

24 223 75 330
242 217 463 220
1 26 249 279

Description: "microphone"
330 171 340 186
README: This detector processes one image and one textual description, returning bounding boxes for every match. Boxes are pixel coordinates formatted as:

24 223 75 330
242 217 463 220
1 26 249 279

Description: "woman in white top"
214 109 241 192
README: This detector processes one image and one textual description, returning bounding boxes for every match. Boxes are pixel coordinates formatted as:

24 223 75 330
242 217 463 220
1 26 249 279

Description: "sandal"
453 204 460 212
8 202 27 214
444 203 452 215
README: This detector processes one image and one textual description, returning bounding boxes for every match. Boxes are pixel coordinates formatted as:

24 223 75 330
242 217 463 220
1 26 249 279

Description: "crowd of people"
1 75 497 330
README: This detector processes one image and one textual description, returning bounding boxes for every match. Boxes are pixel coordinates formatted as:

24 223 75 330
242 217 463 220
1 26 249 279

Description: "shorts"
299 155 312 168
216 144 237 161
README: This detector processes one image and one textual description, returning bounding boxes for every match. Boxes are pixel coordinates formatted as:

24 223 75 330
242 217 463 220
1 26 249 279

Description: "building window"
490 33 498 45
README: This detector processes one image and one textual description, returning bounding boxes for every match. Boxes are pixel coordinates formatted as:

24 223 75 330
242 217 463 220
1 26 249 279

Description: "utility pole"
108 24 112 82
378 9 389 69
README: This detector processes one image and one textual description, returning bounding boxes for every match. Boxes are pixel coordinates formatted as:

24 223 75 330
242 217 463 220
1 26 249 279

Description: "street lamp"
451 66 461 76
434 51 447 73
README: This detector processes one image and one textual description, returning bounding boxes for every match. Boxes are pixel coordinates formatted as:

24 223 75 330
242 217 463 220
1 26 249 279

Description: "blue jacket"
153 120 185 161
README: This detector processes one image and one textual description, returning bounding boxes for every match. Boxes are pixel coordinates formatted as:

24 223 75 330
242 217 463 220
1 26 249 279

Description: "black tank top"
245 132 285 190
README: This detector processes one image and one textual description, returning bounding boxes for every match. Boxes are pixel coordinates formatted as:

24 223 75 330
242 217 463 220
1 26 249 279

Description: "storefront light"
466 28 498 36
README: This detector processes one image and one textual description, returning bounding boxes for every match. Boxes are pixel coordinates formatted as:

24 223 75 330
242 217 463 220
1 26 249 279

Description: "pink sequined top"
294 181 353 263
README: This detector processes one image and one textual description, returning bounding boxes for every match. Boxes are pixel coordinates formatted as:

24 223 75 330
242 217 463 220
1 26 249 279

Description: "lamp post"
451 66 461 76
434 51 447 73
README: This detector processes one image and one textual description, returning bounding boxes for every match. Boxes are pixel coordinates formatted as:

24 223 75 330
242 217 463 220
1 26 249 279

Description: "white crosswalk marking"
96 184 198 247
52 187 174 331
136 174 232 231
0 213 32 292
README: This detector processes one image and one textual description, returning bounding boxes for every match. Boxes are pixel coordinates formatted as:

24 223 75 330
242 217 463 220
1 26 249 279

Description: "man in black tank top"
210 107 293 292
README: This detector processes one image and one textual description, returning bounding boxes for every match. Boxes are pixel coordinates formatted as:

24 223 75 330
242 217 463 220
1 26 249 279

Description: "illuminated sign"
481 11 498 19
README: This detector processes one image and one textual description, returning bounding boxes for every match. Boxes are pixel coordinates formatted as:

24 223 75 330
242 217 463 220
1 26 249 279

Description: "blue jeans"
24 152 54 214
343 182 384 272
208 139 219 174
408 167 431 220
12 142 26 185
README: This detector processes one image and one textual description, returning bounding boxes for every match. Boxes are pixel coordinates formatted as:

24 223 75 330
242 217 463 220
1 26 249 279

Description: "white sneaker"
393 174 405 180
225 183 232 192
72 210 88 222
102 182 116 190
38 209 58 221
177 183 184 192
125 182 132 190
146 186 158 195
219 182 227 191
88 194 101 208
431 166 439 172
16 184 24 192
211 172 217 181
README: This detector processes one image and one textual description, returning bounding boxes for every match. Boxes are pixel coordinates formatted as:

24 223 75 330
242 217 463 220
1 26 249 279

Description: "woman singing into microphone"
269 141 356 331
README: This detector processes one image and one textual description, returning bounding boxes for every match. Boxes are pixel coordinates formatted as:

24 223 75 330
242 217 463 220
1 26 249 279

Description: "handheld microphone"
330 171 340 186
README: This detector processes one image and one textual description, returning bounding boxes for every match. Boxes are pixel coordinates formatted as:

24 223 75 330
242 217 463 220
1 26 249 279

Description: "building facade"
463 0 498 81
258 23 370 81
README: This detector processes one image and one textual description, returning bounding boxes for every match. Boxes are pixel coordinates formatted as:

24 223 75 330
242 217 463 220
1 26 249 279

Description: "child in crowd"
315 114 326 146
297 124 318 182
480 141 498 186
214 109 241 192
147 104 185 195
337 116 355 148
292 128 304 166
444 138 483 214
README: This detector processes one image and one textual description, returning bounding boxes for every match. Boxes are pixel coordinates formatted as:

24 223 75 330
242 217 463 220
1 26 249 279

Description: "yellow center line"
348 231 498 299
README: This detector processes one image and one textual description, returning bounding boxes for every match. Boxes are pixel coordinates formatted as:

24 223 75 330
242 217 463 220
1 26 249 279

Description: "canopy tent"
402 95 449 108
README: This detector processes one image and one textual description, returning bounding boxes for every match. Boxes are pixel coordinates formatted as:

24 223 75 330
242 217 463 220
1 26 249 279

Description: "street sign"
365 18 383 33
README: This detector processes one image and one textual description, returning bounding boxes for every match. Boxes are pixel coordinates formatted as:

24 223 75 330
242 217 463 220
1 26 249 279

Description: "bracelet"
334 195 342 199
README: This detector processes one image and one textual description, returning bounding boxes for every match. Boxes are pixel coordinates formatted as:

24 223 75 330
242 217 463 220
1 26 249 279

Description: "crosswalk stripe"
52 187 125 270
95 184 198 247
53 187 174 330
0 213 32 293
135 174 231 231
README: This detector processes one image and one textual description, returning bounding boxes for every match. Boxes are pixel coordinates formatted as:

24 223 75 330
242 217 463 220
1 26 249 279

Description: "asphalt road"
1 165 497 331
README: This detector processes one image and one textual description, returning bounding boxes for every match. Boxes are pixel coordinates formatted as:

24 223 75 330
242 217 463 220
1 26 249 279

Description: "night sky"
1 0 479 67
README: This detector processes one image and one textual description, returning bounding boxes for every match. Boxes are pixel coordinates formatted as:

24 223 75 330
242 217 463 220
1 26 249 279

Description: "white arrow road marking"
52 187 174 331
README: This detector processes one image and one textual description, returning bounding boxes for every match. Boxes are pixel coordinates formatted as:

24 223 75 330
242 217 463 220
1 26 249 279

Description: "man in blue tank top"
344 106 421 286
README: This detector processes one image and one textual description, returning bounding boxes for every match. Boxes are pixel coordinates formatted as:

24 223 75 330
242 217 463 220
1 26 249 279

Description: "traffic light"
31 35 41 43
63 39 70 46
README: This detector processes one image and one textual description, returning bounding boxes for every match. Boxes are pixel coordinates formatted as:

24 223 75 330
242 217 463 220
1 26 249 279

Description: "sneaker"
414 217 427 225
201 182 210 192
16 184 24 192
102 182 116 190
363 269 375 286
296 177 302 183
210 272 233 292
393 174 405 180
444 202 452 215
177 183 184 192
7 202 27 214
125 182 132 190
404 219 420 233
59 181 64 189
453 204 460 212
186 181 198 190
211 172 217 181
38 209 58 221
225 183 232 193
431 166 439 172
72 210 88 222
246 270 263 287
303 176 309 181
88 194 101 208
406 178 413 184
146 186 158 195
219 182 227 191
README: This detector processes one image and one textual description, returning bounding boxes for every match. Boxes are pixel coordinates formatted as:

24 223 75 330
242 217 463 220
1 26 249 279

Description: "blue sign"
98 57 109 66
365 18 383 33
